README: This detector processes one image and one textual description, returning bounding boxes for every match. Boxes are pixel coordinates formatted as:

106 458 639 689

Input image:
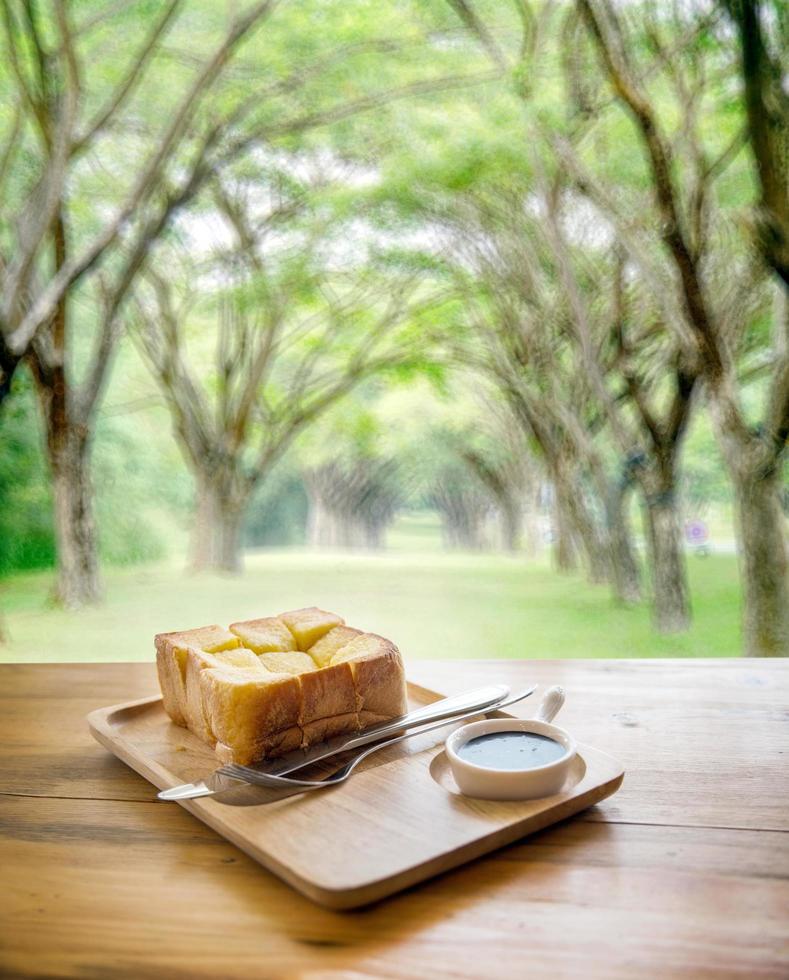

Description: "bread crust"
299 661 358 726
330 633 408 720
301 712 359 747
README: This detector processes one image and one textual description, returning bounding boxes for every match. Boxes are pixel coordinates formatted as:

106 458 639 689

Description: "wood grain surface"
1 659 788 978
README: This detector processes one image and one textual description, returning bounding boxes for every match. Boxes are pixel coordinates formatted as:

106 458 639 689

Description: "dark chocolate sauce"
457 731 567 770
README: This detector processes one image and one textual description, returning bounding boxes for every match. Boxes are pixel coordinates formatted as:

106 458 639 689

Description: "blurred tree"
574 0 787 652
450 399 538 553
243 464 309 547
433 186 642 601
0 0 277 604
430 462 492 550
440 4 711 626
300 399 404 550
305 458 401 549
0 362 189 580
539 180 694 630
446 0 785 645
386 381 540 553
134 171 445 571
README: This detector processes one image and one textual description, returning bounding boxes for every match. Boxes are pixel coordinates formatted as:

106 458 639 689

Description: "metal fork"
215 686 541 792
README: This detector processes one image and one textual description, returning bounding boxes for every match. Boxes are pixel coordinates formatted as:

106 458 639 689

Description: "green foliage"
0 375 54 574
0 367 189 576
93 415 171 566
680 412 731 511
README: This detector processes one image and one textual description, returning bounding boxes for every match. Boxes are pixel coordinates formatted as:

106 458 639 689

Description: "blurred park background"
0 0 787 663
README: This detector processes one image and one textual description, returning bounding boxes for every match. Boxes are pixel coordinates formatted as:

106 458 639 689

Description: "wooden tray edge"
86 686 625 910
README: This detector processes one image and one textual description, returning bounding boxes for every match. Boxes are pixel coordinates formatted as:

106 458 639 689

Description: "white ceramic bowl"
445 717 577 801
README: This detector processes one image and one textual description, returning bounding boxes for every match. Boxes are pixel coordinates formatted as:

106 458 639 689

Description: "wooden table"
1 659 787 978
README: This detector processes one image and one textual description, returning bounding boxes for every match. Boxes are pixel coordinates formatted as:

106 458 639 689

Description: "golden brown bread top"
156 607 403 709
155 624 241 656
279 607 345 650
228 617 296 653
309 626 363 667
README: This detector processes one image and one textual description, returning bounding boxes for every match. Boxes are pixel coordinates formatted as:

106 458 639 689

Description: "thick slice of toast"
155 608 406 764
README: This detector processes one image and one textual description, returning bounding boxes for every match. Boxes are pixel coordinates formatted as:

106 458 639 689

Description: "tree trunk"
442 511 485 550
360 516 386 550
641 492 691 633
191 474 246 573
217 504 243 572
709 383 789 655
554 470 608 584
192 476 215 570
0 332 22 408
499 500 522 552
552 491 578 572
571 501 609 584
605 477 641 604
306 487 346 549
434 485 488 550
733 466 789 656
31 213 101 608
336 513 360 549
306 495 331 548
50 426 101 607
522 483 542 559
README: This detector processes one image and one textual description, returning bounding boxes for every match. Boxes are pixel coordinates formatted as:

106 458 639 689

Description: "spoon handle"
535 686 565 723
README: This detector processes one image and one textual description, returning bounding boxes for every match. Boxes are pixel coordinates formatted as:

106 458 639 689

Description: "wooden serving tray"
88 681 624 909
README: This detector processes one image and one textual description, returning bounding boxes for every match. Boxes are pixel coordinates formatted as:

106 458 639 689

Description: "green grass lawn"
0 545 742 663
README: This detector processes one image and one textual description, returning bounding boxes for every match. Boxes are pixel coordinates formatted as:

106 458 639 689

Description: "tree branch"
0 98 23 207
132 276 213 465
444 0 509 71
577 0 725 379
725 0 789 286
73 0 182 154
765 286 789 453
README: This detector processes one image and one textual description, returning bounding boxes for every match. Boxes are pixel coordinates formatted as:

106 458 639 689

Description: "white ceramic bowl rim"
446 718 576 775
